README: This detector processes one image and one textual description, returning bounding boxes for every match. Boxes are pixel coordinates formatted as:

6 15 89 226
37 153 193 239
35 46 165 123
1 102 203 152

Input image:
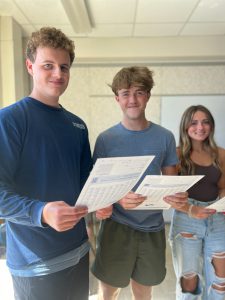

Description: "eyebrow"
42 60 70 66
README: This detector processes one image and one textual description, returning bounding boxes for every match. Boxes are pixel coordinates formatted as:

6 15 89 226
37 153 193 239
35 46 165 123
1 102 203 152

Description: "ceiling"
1 0 225 64
1 0 225 38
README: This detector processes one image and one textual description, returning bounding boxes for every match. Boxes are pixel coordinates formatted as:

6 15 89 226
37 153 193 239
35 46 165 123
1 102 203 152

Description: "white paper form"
207 197 225 212
75 156 154 212
133 175 204 210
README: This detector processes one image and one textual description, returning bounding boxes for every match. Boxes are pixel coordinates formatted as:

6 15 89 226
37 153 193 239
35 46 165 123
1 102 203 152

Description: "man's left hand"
96 205 113 220
163 192 188 209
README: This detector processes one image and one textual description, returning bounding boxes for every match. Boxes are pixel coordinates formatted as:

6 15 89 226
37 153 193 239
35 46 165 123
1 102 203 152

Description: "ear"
115 95 119 103
26 59 33 76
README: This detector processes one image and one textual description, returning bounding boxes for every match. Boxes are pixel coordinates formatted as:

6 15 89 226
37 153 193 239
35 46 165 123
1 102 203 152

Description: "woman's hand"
189 205 216 219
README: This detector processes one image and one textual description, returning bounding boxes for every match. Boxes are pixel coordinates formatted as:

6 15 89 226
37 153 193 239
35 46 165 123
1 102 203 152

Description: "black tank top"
188 164 221 202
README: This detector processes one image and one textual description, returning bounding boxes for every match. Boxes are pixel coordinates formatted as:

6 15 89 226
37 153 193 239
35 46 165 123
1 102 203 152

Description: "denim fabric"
0 223 6 246
169 199 225 300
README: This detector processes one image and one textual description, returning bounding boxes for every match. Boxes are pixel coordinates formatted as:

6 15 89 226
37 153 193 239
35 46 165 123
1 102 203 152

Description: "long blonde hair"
179 105 220 175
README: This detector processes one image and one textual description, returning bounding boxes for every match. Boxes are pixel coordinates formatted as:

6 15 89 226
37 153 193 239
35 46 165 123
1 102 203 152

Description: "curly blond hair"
25 27 75 65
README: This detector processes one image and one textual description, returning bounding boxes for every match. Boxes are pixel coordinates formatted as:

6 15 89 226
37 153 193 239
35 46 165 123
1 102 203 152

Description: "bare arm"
218 147 225 198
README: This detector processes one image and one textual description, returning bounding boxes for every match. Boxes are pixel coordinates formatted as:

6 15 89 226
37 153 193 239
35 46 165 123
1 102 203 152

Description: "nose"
53 66 63 78
197 122 204 129
129 93 138 101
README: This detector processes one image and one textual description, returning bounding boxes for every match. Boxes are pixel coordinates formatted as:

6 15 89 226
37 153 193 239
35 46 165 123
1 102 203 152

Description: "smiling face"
187 110 212 142
115 86 150 125
26 47 71 107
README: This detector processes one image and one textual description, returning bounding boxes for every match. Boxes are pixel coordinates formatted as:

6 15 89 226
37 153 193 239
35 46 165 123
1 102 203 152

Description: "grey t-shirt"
93 122 178 232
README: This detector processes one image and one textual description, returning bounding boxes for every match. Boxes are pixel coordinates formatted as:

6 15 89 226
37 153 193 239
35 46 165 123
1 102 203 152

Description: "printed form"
133 175 204 210
75 156 154 212
207 197 225 212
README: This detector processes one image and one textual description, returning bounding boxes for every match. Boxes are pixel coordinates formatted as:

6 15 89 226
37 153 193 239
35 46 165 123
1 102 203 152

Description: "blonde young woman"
169 105 225 299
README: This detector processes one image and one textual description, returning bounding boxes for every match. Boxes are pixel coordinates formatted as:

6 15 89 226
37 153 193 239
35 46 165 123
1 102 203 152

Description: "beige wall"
73 36 225 65
61 64 225 151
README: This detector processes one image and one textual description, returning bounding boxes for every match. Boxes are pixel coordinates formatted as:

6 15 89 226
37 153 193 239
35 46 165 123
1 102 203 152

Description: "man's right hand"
118 191 146 209
42 201 88 232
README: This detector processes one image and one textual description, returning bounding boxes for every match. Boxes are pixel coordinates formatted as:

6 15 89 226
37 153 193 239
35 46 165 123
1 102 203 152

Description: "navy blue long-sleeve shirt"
0 97 92 270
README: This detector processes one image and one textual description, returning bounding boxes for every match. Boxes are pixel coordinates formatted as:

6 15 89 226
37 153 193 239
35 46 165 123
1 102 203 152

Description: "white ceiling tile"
181 23 225 36
0 0 29 23
14 0 69 24
0 0 16 14
1 0 225 40
86 0 136 23
136 0 199 23
134 23 183 37
190 0 225 22
87 24 133 37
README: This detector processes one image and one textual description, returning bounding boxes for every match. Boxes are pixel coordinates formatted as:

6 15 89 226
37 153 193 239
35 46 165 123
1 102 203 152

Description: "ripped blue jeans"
169 199 225 300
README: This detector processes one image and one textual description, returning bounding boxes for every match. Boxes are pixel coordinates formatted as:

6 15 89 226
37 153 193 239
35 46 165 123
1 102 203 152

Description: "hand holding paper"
207 196 225 212
96 205 113 220
133 175 204 210
75 156 205 212
164 192 188 210
75 156 154 212
118 191 147 209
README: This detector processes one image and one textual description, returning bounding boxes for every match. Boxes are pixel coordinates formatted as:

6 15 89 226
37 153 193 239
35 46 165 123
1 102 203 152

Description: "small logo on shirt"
72 122 85 130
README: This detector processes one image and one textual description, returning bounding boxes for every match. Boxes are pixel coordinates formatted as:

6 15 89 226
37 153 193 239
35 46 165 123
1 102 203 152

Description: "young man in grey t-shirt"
91 66 188 300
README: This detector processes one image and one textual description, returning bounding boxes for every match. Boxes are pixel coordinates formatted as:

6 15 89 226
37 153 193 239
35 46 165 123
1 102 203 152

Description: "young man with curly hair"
0 27 110 300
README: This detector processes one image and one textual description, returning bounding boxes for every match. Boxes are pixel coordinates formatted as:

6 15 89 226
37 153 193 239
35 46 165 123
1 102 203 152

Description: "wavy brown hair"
109 66 154 95
179 105 220 175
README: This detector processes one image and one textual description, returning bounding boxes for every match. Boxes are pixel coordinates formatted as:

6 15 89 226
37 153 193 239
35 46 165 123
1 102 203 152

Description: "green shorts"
91 218 166 288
